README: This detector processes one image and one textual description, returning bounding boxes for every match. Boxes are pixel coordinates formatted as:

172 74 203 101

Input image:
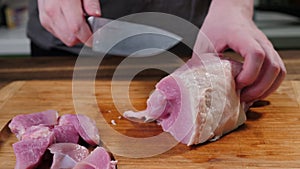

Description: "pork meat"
53 124 80 143
74 147 117 169
9 110 58 139
21 125 52 141
48 143 89 169
59 114 100 146
58 114 75 125
13 128 55 169
124 57 246 145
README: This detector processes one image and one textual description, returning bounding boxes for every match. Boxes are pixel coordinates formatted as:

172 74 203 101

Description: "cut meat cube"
74 147 117 169
21 125 52 141
59 114 100 146
13 130 55 169
48 143 89 169
8 110 58 139
48 143 89 163
9 111 104 168
53 124 80 143
58 114 75 126
124 57 246 146
50 154 77 169
73 163 96 169
73 114 100 146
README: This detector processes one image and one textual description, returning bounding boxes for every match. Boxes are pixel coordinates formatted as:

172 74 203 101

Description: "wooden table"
0 50 299 168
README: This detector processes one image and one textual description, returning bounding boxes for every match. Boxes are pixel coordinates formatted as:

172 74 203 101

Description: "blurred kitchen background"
0 0 299 57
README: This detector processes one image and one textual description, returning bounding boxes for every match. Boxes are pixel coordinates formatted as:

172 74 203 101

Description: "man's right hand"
38 0 101 47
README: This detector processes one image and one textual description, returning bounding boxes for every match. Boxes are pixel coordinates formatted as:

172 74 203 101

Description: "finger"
240 55 279 102
82 0 101 16
39 0 80 46
228 34 266 89
258 69 285 101
38 0 55 35
60 0 93 45
50 2 80 46
241 40 285 102
53 13 81 46
255 50 286 100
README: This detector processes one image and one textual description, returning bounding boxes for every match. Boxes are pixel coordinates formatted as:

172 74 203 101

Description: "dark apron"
27 0 211 55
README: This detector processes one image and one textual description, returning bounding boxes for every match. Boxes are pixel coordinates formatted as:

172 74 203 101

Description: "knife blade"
87 16 182 57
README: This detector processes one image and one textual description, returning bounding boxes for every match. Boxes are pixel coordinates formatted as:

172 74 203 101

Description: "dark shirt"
27 0 211 55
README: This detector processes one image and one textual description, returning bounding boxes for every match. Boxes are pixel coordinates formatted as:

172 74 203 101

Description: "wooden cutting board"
0 80 299 169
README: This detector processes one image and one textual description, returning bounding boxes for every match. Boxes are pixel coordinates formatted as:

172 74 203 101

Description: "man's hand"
38 0 101 47
198 0 286 103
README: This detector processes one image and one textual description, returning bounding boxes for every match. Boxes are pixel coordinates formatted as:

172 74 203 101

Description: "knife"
87 16 182 57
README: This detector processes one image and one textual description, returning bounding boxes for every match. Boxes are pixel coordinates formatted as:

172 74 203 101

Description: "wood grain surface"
0 50 299 168
0 51 299 84
0 79 299 169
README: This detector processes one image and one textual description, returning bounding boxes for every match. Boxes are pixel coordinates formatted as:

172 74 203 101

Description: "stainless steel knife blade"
87 16 182 57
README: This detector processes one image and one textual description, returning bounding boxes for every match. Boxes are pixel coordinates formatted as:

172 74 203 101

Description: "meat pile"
124 56 247 146
8 110 117 169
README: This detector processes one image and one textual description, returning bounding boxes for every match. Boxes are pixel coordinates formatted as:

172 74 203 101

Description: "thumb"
83 0 101 16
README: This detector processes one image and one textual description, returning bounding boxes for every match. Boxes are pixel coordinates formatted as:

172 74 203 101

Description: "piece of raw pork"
8 110 58 139
9 111 102 169
74 147 117 169
48 143 90 169
124 56 247 146
13 126 55 169
58 114 100 146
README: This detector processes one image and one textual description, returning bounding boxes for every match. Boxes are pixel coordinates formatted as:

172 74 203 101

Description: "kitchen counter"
0 50 299 85
0 50 299 168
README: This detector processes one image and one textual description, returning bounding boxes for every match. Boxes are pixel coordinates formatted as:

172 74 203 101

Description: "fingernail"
95 9 101 16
